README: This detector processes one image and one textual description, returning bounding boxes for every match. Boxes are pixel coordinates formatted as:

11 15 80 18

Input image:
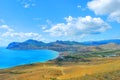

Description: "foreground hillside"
2 39 120 80
0 57 120 80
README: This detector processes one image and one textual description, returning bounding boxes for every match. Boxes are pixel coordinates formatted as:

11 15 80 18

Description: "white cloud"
44 16 111 38
77 4 87 11
109 11 120 23
46 19 52 25
0 31 44 46
77 5 81 8
0 25 14 32
41 26 47 30
0 24 44 46
24 3 30 8
87 0 120 23
18 0 36 8
1 32 42 39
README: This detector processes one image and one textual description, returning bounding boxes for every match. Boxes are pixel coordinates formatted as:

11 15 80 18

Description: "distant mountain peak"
6 39 120 51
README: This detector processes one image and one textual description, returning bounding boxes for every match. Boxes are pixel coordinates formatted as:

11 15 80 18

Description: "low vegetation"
0 57 120 80
80 70 120 80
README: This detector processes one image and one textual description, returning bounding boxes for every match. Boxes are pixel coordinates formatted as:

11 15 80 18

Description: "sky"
0 0 120 46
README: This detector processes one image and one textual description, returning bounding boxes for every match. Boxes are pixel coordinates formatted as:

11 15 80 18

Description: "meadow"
0 57 120 80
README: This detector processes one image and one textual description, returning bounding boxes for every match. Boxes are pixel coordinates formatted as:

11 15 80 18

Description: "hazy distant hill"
7 39 85 52
80 39 120 46
100 43 120 50
7 39 120 52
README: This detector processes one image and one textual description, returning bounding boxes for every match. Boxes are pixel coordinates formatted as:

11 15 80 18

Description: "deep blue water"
0 47 58 69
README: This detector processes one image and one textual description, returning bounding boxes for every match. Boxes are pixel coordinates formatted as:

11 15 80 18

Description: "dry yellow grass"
0 57 120 80
58 58 120 80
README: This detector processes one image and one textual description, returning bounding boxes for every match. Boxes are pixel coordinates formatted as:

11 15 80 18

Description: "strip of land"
0 57 120 80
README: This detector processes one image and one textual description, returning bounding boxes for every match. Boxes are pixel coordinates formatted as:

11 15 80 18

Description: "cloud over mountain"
44 16 111 38
0 24 44 46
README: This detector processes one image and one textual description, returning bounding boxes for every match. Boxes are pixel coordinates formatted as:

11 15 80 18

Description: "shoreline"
0 48 60 70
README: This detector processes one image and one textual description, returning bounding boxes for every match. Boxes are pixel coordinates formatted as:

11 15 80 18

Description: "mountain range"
6 39 120 52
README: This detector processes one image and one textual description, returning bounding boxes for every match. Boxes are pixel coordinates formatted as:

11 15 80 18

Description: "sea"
0 47 58 69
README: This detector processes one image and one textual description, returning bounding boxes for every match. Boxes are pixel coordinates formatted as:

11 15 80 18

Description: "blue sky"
0 0 120 46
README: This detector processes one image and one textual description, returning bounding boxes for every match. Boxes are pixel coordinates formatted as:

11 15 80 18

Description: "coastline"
0 57 120 80
0 48 59 69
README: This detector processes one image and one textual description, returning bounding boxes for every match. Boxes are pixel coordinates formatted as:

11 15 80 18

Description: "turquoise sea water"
0 47 58 69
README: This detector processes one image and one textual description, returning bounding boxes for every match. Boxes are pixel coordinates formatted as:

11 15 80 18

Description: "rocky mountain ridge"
7 39 120 52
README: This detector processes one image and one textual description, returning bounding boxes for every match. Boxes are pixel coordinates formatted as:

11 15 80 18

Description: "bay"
0 47 58 69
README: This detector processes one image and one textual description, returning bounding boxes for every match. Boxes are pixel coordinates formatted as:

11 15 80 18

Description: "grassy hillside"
80 70 120 80
0 57 120 80
58 57 120 80
2 39 120 80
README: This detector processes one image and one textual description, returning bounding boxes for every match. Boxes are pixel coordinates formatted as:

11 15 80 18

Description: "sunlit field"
0 57 120 80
